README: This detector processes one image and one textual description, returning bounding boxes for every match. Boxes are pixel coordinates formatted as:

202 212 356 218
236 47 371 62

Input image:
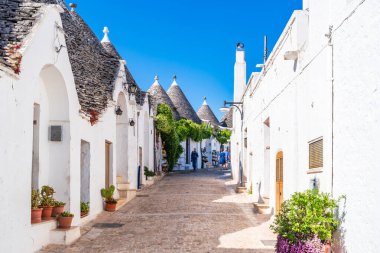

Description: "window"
309 138 323 169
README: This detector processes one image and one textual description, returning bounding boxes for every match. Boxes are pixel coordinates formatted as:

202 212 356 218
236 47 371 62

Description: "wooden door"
276 151 283 214
105 142 111 188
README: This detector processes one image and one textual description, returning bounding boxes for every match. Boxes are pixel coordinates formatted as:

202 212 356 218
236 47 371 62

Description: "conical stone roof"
220 108 233 128
148 76 180 120
197 97 220 127
167 76 201 124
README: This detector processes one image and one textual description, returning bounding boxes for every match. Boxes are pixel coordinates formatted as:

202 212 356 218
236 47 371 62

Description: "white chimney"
234 42 247 102
303 0 309 10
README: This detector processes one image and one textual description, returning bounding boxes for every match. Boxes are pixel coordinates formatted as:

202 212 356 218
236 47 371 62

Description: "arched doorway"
32 65 71 206
276 151 283 214
116 92 129 182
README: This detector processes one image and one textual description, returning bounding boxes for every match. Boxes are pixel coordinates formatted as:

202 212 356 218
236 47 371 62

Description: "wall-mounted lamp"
115 106 123 116
128 83 138 95
129 118 135 126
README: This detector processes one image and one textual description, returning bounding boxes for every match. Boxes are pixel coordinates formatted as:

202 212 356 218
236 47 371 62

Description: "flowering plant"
271 189 342 253
276 235 324 253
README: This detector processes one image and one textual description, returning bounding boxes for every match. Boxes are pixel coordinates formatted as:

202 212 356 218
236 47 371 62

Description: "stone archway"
32 65 71 206
116 92 129 182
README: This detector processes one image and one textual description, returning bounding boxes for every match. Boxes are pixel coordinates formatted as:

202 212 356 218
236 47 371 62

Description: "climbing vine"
155 104 213 171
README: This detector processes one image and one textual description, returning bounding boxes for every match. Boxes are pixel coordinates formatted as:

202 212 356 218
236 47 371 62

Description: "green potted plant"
52 200 66 217
31 189 42 224
270 189 343 253
57 211 74 229
40 185 55 220
144 167 155 181
101 185 117 212
80 202 89 217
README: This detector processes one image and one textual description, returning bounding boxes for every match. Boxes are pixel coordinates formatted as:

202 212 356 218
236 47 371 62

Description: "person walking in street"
191 148 199 171
219 148 226 168
224 147 230 169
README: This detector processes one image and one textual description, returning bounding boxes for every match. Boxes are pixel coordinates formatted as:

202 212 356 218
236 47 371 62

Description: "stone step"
253 199 273 214
117 183 130 190
50 226 80 245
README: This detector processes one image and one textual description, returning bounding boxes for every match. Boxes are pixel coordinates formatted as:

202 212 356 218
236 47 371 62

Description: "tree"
213 129 231 145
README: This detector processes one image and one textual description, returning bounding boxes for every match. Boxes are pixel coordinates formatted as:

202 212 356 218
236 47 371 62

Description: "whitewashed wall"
0 5 154 252
232 0 380 252
330 0 380 252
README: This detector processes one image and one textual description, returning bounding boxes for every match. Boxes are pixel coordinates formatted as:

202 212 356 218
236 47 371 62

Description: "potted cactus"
101 185 117 212
31 189 42 224
57 211 74 229
80 202 89 217
39 185 55 220
52 200 66 217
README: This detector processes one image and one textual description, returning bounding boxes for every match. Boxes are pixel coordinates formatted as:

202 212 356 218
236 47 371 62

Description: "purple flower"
276 235 325 253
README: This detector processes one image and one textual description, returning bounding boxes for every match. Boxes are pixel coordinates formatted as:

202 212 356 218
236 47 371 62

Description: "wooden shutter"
309 139 323 169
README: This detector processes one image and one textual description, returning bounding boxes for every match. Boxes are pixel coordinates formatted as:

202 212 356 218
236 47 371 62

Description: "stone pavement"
40 169 276 253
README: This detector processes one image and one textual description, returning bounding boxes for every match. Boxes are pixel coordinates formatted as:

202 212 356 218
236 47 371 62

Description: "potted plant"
144 166 155 181
101 185 117 212
52 200 65 217
57 211 74 229
270 189 343 253
80 202 89 217
31 189 42 224
40 185 55 220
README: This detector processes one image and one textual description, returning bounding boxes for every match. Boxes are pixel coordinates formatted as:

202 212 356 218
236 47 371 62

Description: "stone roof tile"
147 76 180 120
167 76 201 124
197 97 220 127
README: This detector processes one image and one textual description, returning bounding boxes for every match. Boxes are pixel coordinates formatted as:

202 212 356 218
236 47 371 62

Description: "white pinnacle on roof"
171 75 178 86
101 26 110 43
202 96 208 105
153 75 159 84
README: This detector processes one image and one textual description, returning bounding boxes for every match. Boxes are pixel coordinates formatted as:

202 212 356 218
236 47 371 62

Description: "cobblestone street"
41 169 276 253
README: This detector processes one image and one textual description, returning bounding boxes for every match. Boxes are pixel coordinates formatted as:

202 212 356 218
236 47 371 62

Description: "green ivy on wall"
155 104 218 171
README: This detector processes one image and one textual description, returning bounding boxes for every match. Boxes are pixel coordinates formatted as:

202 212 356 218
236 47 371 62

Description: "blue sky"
69 0 302 118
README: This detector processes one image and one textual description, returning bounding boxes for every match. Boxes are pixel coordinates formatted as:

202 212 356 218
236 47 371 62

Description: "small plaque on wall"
49 126 62 142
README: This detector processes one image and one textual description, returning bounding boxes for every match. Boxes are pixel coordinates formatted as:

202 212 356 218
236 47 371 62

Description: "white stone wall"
330 1 380 252
232 0 379 251
0 6 154 252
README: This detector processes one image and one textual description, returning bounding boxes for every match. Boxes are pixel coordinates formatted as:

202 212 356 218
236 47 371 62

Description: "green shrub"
60 211 74 217
101 185 117 203
40 185 55 207
53 200 66 207
270 189 341 244
144 167 156 179
31 189 41 209
80 202 90 213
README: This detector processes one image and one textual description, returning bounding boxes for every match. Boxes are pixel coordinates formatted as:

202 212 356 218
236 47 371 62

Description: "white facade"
0 6 154 252
230 0 380 252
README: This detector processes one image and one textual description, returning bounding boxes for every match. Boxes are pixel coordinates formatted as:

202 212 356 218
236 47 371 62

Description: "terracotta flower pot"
52 205 65 217
105 202 117 212
31 208 43 224
58 216 73 229
324 241 332 253
80 211 88 218
41 206 54 220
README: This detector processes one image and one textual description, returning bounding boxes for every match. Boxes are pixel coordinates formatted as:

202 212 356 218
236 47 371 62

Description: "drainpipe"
327 25 335 196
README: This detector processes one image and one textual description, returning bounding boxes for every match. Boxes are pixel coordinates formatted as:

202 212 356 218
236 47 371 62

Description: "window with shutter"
309 138 323 169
